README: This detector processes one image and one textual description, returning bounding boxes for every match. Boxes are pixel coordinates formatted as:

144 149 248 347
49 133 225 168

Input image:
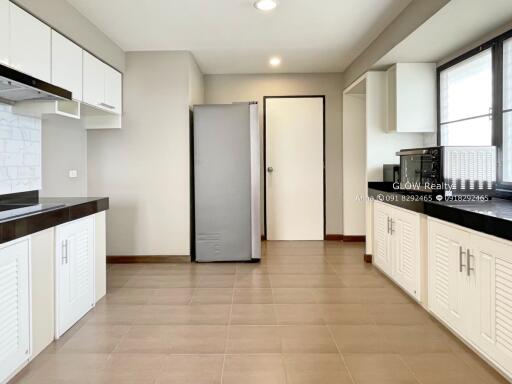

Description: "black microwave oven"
396 146 497 199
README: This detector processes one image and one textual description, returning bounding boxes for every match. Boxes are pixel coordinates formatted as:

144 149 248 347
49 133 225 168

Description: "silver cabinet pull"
61 240 66 265
387 217 391 234
267 166 274 173
389 219 395 235
459 246 466 272
99 102 115 110
61 239 69 264
467 249 475 276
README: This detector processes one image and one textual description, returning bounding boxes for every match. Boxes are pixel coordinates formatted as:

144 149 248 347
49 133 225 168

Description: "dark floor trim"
107 256 190 264
343 235 366 242
364 254 373 263
325 234 343 241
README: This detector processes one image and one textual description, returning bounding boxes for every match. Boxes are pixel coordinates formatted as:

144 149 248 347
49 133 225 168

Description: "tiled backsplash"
0 104 41 194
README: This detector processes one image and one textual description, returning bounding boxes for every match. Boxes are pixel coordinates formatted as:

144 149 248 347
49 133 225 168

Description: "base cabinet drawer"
0 238 30 384
428 218 512 381
373 201 421 300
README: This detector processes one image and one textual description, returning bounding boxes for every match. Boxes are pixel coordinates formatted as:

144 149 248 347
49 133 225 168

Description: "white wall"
342 93 366 237
40 116 87 197
88 51 203 256
204 73 344 236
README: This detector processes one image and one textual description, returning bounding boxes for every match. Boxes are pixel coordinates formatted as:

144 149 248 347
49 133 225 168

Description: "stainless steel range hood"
0 63 72 103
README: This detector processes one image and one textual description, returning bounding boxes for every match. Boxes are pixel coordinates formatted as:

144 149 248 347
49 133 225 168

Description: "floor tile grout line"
326 320 357 384
397 353 424 384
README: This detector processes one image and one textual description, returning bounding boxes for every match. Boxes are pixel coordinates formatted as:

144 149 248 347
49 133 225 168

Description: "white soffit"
375 0 512 68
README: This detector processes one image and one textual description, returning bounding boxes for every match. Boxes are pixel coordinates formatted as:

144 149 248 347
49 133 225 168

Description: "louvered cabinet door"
392 209 420 300
0 238 30 383
470 234 512 376
373 201 391 275
56 216 94 337
428 219 470 334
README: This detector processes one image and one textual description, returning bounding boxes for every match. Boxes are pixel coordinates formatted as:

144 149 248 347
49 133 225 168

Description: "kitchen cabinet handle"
387 217 391 234
390 219 395 235
459 246 466 272
99 102 115 110
467 249 474 276
62 240 69 265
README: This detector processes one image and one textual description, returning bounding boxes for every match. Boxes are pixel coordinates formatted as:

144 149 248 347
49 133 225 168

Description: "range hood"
0 63 72 103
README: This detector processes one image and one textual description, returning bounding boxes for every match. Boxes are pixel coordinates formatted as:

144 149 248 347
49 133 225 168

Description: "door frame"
263 95 326 241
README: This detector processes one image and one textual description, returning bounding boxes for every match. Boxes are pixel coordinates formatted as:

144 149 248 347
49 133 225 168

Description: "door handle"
467 249 474 276
267 166 274 173
459 246 466 272
389 219 395 235
387 217 391 234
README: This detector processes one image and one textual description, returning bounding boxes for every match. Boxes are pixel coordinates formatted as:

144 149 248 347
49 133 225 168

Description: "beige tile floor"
12 241 510 384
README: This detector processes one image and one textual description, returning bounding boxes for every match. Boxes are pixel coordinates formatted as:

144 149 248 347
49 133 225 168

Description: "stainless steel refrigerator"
191 102 261 262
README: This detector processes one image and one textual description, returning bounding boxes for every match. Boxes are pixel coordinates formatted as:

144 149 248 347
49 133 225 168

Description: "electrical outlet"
68 170 78 178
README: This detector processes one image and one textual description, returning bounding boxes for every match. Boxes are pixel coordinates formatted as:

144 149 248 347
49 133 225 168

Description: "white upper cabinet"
0 0 9 66
9 3 51 82
104 66 122 113
387 63 436 133
51 31 83 101
83 51 122 114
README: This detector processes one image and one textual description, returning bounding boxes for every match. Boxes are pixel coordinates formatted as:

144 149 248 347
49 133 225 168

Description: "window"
439 49 493 146
503 38 512 182
438 29 512 191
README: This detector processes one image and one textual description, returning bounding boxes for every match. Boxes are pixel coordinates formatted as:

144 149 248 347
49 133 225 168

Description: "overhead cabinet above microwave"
387 63 436 133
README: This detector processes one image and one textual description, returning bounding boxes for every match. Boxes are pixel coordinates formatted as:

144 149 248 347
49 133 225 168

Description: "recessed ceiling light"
254 0 278 11
269 57 281 67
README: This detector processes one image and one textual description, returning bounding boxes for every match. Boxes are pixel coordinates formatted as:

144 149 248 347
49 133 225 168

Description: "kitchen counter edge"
0 197 109 245
368 182 512 242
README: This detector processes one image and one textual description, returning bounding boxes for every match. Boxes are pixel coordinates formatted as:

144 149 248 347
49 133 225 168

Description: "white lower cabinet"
0 238 30 384
55 216 95 338
428 218 512 380
373 201 421 300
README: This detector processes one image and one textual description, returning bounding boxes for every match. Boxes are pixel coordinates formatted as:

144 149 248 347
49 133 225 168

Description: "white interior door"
265 97 324 240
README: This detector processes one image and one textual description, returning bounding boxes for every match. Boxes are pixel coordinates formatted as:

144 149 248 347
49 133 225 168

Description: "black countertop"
0 194 109 245
368 182 512 241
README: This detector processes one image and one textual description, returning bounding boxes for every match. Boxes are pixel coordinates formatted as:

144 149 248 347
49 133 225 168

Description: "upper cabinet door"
387 63 436 133
104 66 122 114
51 31 83 101
9 3 51 82
0 0 9 66
83 51 105 109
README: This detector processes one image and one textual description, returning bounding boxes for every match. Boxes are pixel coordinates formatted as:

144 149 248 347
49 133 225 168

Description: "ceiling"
66 0 410 74
374 0 512 68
